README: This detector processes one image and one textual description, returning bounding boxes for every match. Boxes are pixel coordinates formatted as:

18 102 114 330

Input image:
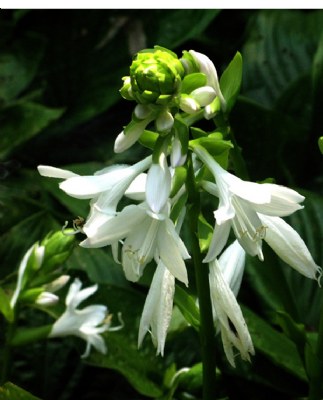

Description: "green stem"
0 321 15 384
228 127 249 180
308 302 323 400
186 154 217 400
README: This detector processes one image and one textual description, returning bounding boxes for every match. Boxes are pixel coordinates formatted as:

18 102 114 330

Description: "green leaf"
0 32 45 103
0 102 64 158
174 285 200 330
242 305 307 381
220 51 243 113
318 137 323 154
0 382 41 400
66 246 128 287
88 285 164 398
152 10 220 49
0 286 14 322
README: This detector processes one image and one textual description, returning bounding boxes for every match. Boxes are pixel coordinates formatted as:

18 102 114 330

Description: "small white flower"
36 292 59 306
10 244 45 309
49 278 111 358
155 110 174 132
138 260 175 356
80 202 190 285
114 117 153 153
209 242 254 367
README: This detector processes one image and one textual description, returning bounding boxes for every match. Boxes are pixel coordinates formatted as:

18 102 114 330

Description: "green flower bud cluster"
121 46 185 106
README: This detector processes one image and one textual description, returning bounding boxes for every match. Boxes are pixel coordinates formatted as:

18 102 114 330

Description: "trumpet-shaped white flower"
209 241 254 367
193 147 321 280
38 157 151 237
81 202 190 285
49 278 112 358
138 260 175 356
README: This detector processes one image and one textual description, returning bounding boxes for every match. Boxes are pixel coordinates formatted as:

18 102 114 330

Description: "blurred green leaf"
242 305 307 381
174 285 200 330
0 286 14 322
152 10 220 49
0 382 41 400
0 32 45 104
88 285 164 398
67 246 128 287
0 102 64 158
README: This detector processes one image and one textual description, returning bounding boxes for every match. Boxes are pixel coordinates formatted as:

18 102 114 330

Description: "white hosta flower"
170 132 187 167
189 50 226 113
36 291 59 306
155 110 174 132
194 146 300 251
209 243 254 367
38 157 151 236
49 278 111 358
114 117 154 153
138 260 175 356
80 202 190 285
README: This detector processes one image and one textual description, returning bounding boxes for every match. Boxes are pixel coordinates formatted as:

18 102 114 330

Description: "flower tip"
114 131 127 153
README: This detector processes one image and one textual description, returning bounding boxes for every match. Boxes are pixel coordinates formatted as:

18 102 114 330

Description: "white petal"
138 261 175 356
37 165 78 179
157 222 189 285
229 180 272 204
114 118 151 153
218 240 245 296
253 184 304 217
260 215 321 280
179 96 200 114
146 154 171 214
191 86 216 106
125 173 147 200
80 205 146 248
156 110 174 132
209 259 254 367
203 220 231 262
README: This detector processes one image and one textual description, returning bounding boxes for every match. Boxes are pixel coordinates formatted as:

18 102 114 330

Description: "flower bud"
129 46 185 105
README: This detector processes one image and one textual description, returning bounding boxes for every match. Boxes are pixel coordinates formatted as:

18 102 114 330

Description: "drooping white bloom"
49 278 112 358
80 202 190 285
209 241 254 367
138 260 175 356
38 157 151 237
194 146 321 280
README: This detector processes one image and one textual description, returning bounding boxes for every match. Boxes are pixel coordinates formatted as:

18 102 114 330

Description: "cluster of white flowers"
38 49 321 366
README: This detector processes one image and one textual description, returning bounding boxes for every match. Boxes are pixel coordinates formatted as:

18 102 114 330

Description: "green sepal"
10 324 52 347
174 285 200 330
190 126 208 139
181 72 207 94
19 287 43 304
319 136 323 154
119 76 134 101
170 166 187 198
174 114 189 155
220 51 243 114
198 212 213 253
40 230 75 273
189 136 233 157
156 94 172 105
138 129 159 150
0 286 14 322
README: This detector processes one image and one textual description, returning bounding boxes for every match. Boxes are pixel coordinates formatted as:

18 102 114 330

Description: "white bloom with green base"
194 146 320 281
138 260 175 356
49 278 111 358
209 240 254 367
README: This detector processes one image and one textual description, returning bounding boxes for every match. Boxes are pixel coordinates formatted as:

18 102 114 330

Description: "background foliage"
0 9 322 400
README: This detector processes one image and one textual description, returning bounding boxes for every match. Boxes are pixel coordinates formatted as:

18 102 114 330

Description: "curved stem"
186 154 217 400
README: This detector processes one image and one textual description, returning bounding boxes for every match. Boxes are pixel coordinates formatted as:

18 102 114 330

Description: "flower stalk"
186 154 217 400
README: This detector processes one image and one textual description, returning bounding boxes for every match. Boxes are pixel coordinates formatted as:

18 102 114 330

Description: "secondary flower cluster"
38 46 321 366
